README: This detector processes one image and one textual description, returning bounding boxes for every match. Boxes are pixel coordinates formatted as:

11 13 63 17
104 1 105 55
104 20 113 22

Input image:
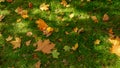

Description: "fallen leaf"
35 60 41 68
40 3 49 11
25 40 31 46
43 27 54 37
15 7 23 14
109 37 120 56
0 15 5 21
35 39 55 54
52 49 60 58
65 31 69 35
72 43 79 51
69 13 74 19
63 46 71 51
26 31 33 37
10 37 21 49
94 39 101 45
109 28 113 34
6 0 12 3
16 18 22 23
28 2 33 8
0 0 5 2
36 19 48 31
91 16 98 23
73 27 78 33
61 0 67 7
78 28 84 34
6 35 13 41
103 13 109 22
87 0 91 2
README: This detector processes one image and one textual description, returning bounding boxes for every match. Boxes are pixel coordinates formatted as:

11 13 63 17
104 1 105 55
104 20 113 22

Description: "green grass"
0 0 120 68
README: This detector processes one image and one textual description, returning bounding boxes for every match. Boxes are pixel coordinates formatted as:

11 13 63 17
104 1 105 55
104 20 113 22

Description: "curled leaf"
6 35 13 41
72 43 79 51
0 15 5 21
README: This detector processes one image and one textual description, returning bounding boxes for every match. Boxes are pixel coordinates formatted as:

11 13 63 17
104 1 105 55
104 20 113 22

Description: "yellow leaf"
6 35 13 41
40 3 49 11
91 16 98 23
69 13 74 19
25 40 31 46
73 27 78 33
72 43 79 51
94 39 100 45
21 10 29 19
10 37 21 49
109 37 120 56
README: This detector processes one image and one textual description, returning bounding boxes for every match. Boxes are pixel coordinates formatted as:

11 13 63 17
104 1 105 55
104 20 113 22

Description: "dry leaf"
0 15 5 21
0 0 5 2
72 43 79 51
40 3 49 11
65 31 69 35
10 37 21 49
43 27 54 37
36 19 48 31
16 18 22 22
109 37 120 56
6 0 12 2
61 0 67 7
69 13 74 19
73 27 78 33
6 35 13 41
91 16 98 23
26 40 31 46
109 28 113 34
35 60 41 68
87 0 91 2
94 39 100 45
26 31 33 36
15 7 23 14
28 2 33 8
35 39 55 54
103 13 109 22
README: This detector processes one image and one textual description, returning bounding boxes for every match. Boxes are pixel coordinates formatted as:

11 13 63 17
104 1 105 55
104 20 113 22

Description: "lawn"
0 0 120 68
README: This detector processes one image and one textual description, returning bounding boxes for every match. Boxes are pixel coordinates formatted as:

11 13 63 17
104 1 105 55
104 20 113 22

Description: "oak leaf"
40 3 49 11
103 13 109 22
109 37 120 56
91 16 98 23
35 39 55 54
10 37 21 49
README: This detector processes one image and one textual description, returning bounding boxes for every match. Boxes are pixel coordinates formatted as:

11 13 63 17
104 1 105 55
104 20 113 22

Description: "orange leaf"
6 0 12 3
25 40 31 46
108 28 113 34
109 37 120 56
72 43 79 51
103 13 109 22
28 2 33 8
94 39 101 45
35 39 55 54
36 19 48 31
91 16 98 23
10 37 21 49
61 0 67 7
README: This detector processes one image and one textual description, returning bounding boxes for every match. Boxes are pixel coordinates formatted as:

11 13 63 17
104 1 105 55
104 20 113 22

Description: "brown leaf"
10 37 21 49
6 35 13 41
25 40 31 46
43 27 54 37
69 13 74 19
103 13 109 22
35 39 55 54
35 60 41 68
91 16 98 23
109 37 120 56
61 0 67 7
6 0 12 3
15 7 23 14
36 19 48 31
40 3 49 11
28 2 33 8
73 27 78 33
109 28 113 34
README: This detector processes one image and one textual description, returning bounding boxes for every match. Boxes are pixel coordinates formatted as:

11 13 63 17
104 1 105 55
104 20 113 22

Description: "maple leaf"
109 37 120 56
0 15 5 21
72 43 79 51
10 37 21 49
94 39 101 45
91 16 98 23
63 46 70 51
52 49 60 58
35 39 55 54
35 60 41 68
6 35 13 41
40 3 49 11
36 19 48 31
103 13 109 22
